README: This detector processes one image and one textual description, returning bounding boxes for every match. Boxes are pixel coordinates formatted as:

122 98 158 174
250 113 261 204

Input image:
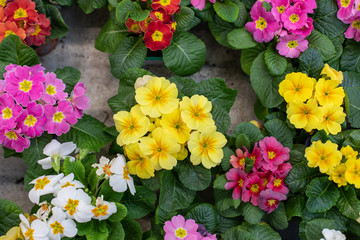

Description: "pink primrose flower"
70 83 89 119
0 80 6 96
338 0 355 21
281 5 308 30
42 72 68 105
291 17 313 37
259 136 290 172
275 162 292 175
4 65 45 107
293 0 317 13
353 0 360 15
0 93 23 130
244 143 263 171
242 172 265 206
225 168 247 200
266 173 289 195
44 100 77 136
0 128 30 152
344 17 360 41
16 101 46 138
191 0 215 10
276 34 308 58
230 148 247 169
257 171 273 188
258 189 287 214
271 0 290 22
245 1 280 42
164 215 199 240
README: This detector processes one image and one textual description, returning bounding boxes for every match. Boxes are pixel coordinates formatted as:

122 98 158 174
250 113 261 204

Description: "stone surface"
0 6 257 215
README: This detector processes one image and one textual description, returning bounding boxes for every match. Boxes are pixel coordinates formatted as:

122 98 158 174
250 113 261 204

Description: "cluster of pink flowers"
0 64 89 152
224 136 292 214
164 215 217 240
337 0 360 41
245 0 317 58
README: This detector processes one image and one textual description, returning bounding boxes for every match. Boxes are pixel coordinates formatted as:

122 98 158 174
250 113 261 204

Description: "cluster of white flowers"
320 228 346 240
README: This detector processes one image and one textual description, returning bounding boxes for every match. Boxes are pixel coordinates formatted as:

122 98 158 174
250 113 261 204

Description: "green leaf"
78 0 107 14
108 202 128 222
299 47 324 78
99 180 124 202
110 37 147 79
285 162 321 193
95 19 128 53
221 147 234 171
88 169 98 192
213 174 227 191
208 15 236 49
116 0 137 22
242 222 282 240
289 144 307 165
155 206 177 225
122 186 156 219
304 219 336 240
232 122 263 146
0 199 23 235
305 177 340 213
344 87 360 128
239 202 264 225
175 160 211 191
86 222 109 240
168 76 197 98
223 226 256 240
63 158 86 184
213 0 239 23
307 30 336 61
45 4 69 39
22 134 52 170
81 153 97 176
235 133 250 150
264 44 287 76
264 119 293 149
53 0 73 6
341 40 360 73
211 105 231 134
227 28 257 49
336 186 360 220
185 204 217 233
122 218 142 240
108 222 125 240
232 0 248 27
159 171 196 212
269 202 288 230
54 66 81 94
129 8 150 22
108 90 136 113
343 71 360 87
163 32 206 76
175 6 195 31
241 44 266 75
214 189 234 212
286 195 305 221
348 219 360 238
140 170 162 191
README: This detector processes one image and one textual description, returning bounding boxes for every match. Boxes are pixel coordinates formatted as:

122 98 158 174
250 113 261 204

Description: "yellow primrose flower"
318 103 346 135
160 109 191 144
135 77 179 118
287 99 321 132
125 143 155 179
188 126 227 169
345 159 360 188
180 95 215 131
148 117 162 132
176 144 188 160
114 105 150 146
0 227 24 240
305 140 342 174
278 72 315 103
321 64 343 84
315 78 345 106
329 163 347 187
139 127 180 170
341 146 358 161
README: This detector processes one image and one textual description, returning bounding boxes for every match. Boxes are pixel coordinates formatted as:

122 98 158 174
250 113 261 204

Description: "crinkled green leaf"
45 4 69 39
299 47 324 78
307 30 336 61
285 162 322 193
175 160 211 191
264 44 287 76
78 0 107 14
227 28 257 49
95 19 128 53
0 199 23 235
336 186 360 220
239 202 264 225
122 186 156 219
175 6 195 31
55 66 81 94
240 44 266 75
341 40 360 73
345 87 360 128
304 219 336 240
269 202 288 230
208 15 236 49
63 158 86 184
264 119 293 149
185 204 217 233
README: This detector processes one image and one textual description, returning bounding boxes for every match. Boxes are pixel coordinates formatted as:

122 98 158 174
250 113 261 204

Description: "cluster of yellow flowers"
305 140 360 188
113 76 227 179
278 64 346 135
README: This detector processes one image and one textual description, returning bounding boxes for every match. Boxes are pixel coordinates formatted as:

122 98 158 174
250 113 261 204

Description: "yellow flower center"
5 30 16 37
157 147 162 152
2 107 12 119
31 24 42 36
352 20 360 30
25 115 37 127
123 166 130 180
172 22 177 30
50 221 64 235
65 199 79 215
353 169 359 176
289 14 299 23
358 4 360 10
255 17 267 31
92 204 109 217
152 30 163 42
14 8 28 19
262 178 268 187
274 178 282 187
238 179 244 187
5 131 17 140
238 157 245 166
25 228 35 240
155 12 164 21
61 181 75 188
53 112 65 123
320 155 327 161
250 183 259 193
46 84 56 95
268 199 277 206
103 164 112 177
160 0 170 6
0 0 6 7
131 24 140 32
35 177 50 190
268 151 276 160
277 5 285 14
175 228 187 238
287 40 299 49
19 80 32 92
341 0 351 7
250 155 256 161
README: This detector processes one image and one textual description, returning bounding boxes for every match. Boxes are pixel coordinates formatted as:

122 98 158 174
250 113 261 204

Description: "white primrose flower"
29 174 64 204
55 173 84 193
91 195 117 221
134 75 153 89
109 154 136 195
19 214 49 240
38 140 76 170
92 156 113 179
48 207 77 240
51 186 93 223
35 202 52 221
320 228 346 240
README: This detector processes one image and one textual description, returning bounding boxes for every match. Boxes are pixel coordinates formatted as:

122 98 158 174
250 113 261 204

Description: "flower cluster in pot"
0 63 89 152
0 0 51 46
113 75 227 179
337 0 360 41
246 0 317 58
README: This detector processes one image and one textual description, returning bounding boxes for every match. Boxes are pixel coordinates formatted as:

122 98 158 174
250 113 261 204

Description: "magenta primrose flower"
291 17 314 37
225 168 247 200
245 1 280 42
191 0 215 10
258 189 287 214
293 0 317 13
4 65 45 107
259 136 290 171
16 101 46 138
242 172 265 206
266 173 289 195
281 5 308 30
271 0 290 22
42 72 68 105
276 162 292 175
0 93 23 129
44 100 77 136
276 34 308 58
70 82 90 119
337 0 356 21
345 18 360 41
164 215 199 240
0 128 30 152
